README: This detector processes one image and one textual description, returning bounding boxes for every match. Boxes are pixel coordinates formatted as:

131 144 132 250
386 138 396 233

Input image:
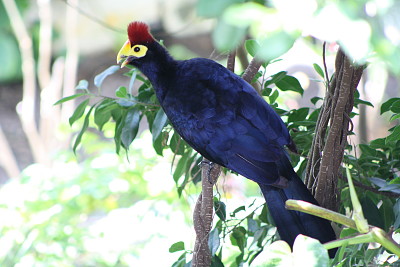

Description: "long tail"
258 155 337 256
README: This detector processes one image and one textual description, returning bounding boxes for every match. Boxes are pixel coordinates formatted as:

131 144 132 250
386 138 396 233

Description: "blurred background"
0 0 399 266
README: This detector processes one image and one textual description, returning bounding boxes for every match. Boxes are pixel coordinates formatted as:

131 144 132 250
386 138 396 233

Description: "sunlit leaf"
380 97 400 114
386 125 400 143
121 108 141 149
169 241 185 253
73 105 95 154
53 93 88 105
275 75 304 95
152 109 168 143
212 19 247 52
245 39 260 57
69 99 89 126
208 228 220 257
94 65 120 88
313 63 325 78
197 0 244 18
214 199 226 221
115 86 128 98
76 80 89 90
293 235 329 267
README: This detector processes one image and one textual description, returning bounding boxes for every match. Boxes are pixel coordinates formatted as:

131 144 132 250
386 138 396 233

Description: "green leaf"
247 218 259 235
208 228 220 257
251 226 267 248
245 39 260 57
94 99 115 131
117 99 135 108
172 252 187 267
210 255 224 267
128 69 137 94
313 63 325 78
265 71 287 87
390 99 400 113
381 97 400 114
354 98 374 108
231 206 245 217
293 235 329 267
257 31 297 62
275 75 304 95
214 199 226 221
288 108 309 123
212 19 247 52
173 152 190 183
94 65 120 88
197 0 244 18
54 93 88 105
115 86 128 98
393 199 400 229
114 110 128 154
75 79 89 90
73 105 95 154
269 90 279 104
169 241 185 253
311 97 323 105
152 131 165 156
230 226 246 252
170 132 185 155
360 196 384 229
386 125 400 143
69 99 89 126
121 108 141 149
251 240 292 266
152 109 168 143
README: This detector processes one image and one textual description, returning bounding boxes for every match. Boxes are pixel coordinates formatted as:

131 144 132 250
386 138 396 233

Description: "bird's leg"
200 160 217 184
271 176 289 189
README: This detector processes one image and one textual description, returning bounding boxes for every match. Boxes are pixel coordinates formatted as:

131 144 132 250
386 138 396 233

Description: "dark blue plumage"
118 22 336 256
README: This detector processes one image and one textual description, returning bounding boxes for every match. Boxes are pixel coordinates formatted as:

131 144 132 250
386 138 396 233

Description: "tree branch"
192 159 220 267
192 48 238 267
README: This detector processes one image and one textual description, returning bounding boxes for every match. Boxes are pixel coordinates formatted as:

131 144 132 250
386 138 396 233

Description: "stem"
346 167 369 233
323 232 374 250
371 227 400 257
285 200 357 229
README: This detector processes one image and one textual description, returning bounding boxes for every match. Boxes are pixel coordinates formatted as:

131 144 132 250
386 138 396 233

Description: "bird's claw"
200 160 216 184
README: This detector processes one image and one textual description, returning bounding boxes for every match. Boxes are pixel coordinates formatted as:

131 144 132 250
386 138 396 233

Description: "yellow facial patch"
117 40 148 68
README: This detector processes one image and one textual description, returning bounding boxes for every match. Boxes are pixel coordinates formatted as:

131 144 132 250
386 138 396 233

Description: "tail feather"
258 155 337 256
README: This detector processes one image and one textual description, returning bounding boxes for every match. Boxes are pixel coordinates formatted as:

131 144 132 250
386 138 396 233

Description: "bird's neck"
137 42 177 101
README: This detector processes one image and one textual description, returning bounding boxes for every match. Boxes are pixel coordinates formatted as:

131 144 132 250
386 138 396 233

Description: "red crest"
127 21 155 45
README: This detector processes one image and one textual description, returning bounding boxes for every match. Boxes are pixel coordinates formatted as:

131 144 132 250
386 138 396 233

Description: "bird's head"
117 21 155 68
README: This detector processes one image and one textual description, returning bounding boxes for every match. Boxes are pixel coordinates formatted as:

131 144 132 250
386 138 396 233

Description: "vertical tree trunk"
305 48 365 211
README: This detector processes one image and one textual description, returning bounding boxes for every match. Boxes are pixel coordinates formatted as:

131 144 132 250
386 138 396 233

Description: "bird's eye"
134 47 140 52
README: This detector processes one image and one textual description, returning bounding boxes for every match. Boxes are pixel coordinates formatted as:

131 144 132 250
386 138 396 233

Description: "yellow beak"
116 40 131 68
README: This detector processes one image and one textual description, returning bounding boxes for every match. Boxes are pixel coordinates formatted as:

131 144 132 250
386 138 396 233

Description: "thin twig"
322 42 330 89
59 0 124 33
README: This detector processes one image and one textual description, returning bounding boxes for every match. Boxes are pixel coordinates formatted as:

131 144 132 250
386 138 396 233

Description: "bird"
117 21 337 255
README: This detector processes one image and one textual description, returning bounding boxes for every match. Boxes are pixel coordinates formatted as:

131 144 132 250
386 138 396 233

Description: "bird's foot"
200 160 217 184
271 176 289 189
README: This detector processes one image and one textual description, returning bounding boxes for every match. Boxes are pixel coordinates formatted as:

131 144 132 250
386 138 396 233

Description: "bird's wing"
167 58 291 185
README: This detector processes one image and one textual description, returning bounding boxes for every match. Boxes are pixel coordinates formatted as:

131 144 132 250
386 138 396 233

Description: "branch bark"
305 48 365 211
192 160 220 267
192 49 263 267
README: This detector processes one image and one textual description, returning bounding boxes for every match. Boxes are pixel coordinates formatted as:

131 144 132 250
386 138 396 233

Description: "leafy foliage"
55 1 400 265
58 54 400 265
